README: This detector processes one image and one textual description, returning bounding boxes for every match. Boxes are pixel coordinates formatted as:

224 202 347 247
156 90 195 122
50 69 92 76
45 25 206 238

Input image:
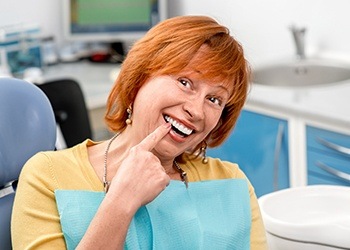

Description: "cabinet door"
207 110 289 197
307 126 350 186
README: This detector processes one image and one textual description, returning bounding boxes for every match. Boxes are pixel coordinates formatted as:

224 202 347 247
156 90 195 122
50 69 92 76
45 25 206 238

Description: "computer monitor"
62 0 168 43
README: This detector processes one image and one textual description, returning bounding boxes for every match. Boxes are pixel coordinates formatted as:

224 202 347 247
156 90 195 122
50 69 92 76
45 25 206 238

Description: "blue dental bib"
55 179 251 249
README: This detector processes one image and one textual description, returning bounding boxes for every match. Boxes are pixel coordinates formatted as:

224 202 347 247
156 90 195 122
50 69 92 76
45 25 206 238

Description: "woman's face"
131 69 230 162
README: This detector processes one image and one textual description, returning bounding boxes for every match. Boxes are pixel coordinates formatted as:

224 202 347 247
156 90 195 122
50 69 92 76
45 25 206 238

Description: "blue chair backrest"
0 78 56 250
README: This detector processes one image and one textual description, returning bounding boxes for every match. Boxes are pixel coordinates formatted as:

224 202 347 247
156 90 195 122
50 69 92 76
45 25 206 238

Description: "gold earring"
201 141 208 164
125 105 132 125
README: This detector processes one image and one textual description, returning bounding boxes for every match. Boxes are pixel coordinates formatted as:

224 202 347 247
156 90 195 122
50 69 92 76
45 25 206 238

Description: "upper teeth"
164 115 193 135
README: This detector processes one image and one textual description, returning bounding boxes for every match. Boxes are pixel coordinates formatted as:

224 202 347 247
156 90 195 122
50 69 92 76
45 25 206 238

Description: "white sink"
258 185 350 250
253 59 350 87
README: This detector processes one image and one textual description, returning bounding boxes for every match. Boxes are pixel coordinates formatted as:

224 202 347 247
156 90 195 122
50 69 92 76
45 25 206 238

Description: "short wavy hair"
105 15 250 152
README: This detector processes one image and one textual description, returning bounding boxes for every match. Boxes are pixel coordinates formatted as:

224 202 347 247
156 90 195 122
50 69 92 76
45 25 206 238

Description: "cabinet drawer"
307 151 350 186
308 174 350 186
306 126 350 160
207 110 289 197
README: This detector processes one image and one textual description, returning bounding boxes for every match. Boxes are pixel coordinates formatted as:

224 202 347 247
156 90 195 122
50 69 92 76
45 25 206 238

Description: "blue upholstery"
0 78 56 250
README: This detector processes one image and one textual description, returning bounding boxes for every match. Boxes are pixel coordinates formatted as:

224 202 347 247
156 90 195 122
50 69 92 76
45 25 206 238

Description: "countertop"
247 55 350 131
247 81 350 129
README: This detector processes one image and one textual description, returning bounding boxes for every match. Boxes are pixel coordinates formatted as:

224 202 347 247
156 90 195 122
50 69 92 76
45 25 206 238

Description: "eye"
208 96 222 106
178 78 192 89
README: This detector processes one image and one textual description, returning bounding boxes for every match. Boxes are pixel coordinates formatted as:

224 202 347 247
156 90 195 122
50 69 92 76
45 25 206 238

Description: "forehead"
181 47 235 92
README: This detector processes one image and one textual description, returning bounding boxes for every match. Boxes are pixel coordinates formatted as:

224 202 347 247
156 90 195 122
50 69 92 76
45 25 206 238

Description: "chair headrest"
0 78 56 187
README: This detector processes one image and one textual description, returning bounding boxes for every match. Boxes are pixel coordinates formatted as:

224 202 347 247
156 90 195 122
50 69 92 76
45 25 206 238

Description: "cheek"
196 113 221 143
205 110 222 131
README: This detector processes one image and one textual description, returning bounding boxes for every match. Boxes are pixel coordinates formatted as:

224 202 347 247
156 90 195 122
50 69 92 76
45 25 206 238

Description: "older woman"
12 15 267 249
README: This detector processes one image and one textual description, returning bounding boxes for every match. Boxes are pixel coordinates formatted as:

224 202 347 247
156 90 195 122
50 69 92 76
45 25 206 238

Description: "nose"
183 96 205 120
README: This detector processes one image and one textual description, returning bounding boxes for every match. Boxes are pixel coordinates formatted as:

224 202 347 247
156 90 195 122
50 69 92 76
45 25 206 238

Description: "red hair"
105 15 250 151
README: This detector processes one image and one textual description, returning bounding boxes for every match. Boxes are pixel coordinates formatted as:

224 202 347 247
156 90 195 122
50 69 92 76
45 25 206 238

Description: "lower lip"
168 129 187 143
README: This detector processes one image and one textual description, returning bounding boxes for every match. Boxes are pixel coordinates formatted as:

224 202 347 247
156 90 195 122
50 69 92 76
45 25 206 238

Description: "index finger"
137 123 171 151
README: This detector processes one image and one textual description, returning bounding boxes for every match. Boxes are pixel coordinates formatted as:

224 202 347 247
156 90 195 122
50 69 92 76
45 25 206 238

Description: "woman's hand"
108 123 172 209
77 125 171 249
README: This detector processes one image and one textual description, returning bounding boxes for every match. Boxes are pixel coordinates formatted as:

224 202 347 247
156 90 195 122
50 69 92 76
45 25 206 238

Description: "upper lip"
164 114 197 133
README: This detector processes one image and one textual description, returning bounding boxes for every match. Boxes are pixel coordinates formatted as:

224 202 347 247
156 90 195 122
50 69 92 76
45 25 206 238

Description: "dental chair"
0 78 56 250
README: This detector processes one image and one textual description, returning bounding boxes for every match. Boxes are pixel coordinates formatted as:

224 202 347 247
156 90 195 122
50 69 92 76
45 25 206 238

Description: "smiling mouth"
164 115 194 137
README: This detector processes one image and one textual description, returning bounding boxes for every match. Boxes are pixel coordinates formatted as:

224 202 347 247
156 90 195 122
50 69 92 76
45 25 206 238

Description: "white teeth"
164 115 193 135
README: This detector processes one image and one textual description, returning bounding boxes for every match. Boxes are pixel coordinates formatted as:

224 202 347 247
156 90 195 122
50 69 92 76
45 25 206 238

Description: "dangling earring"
200 141 208 164
125 104 132 125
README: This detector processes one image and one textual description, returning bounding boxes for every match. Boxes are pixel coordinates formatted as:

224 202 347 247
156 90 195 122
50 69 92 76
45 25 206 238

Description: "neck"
160 159 175 174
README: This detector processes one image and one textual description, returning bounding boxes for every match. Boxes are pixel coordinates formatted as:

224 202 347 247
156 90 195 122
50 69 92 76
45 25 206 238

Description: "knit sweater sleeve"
11 152 67 250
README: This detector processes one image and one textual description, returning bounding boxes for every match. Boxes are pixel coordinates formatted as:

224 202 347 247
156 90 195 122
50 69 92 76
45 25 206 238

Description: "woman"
11 15 267 249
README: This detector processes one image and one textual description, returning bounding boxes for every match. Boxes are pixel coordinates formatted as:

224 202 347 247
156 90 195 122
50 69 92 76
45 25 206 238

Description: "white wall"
169 0 350 67
2 0 350 67
0 0 62 40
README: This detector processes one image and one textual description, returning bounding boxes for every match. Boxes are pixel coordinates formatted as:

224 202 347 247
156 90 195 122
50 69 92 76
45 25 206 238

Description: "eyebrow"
214 84 231 97
183 68 231 96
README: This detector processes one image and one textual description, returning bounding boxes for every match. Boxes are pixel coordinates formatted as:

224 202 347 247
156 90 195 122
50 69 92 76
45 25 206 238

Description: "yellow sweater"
11 139 268 249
